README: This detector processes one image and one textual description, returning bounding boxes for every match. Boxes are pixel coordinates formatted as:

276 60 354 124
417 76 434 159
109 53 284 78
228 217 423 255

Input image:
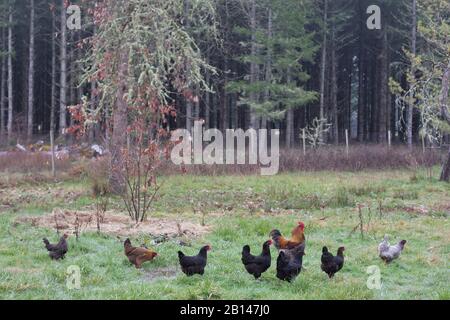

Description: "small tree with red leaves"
76 0 216 221
119 105 174 223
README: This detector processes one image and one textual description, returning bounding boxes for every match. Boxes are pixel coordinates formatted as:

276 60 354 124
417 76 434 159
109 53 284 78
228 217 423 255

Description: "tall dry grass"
0 145 443 177
159 145 442 175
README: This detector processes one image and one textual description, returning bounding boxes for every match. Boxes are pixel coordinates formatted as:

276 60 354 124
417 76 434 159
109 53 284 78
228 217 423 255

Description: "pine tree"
229 0 318 145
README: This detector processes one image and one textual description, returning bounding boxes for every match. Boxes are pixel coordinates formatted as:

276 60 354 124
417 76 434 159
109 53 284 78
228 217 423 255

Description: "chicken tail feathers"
43 238 52 251
177 251 185 259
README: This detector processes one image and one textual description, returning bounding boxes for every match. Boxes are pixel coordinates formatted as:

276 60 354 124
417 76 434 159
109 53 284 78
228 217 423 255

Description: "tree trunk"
344 52 352 138
109 50 129 194
204 55 210 129
357 48 365 142
439 62 450 124
76 43 83 141
27 0 35 141
441 147 450 182
262 6 272 131
88 26 97 142
50 3 57 134
89 80 97 142
69 33 76 140
286 109 294 148
104 101 111 144
185 99 193 131
222 58 229 131
211 88 217 128
231 92 238 129
0 27 6 139
371 59 378 142
249 0 259 129
439 62 450 182
285 71 293 147
319 0 328 141
59 0 67 135
330 16 338 144
184 0 192 132
194 85 200 124
378 27 388 143
357 1 367 142
220 0 230 131
407 0 417 149
186 100 193 131
7 4 13 141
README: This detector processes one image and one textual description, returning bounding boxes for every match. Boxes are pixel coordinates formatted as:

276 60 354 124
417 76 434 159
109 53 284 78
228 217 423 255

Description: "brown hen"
124 238 158 268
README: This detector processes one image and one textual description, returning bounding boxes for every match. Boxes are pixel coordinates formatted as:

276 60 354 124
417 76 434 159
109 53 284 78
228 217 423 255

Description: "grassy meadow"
0 168 449 300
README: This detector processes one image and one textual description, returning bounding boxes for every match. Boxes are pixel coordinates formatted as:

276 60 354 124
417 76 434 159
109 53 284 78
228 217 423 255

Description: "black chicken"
276 245 305 282
241 240 272 279
43 233 69 260
320 246 345 278
178 245 211 276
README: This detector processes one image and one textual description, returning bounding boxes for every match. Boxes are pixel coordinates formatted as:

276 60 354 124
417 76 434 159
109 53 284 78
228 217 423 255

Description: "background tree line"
0 0 448 157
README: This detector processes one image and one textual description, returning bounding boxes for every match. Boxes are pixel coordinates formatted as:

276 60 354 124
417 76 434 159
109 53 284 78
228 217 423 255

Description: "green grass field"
0 168 449 300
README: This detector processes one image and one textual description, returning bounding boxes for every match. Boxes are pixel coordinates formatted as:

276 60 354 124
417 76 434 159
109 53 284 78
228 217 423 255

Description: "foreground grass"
0 168 449 300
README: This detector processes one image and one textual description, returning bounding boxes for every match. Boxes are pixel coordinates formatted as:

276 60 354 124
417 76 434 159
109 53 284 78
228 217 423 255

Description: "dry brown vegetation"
15 208 211 238
0 145 443 177
159 145 442 175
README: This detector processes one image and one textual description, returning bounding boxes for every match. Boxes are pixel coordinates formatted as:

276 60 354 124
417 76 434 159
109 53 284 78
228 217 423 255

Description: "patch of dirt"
142 266 179 282
401 205 430 215
384 200 450 217
383 205 431 215
15 208 211 238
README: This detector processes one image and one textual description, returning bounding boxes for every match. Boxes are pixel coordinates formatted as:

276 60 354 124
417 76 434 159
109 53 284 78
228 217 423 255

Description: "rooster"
178 245 211 276
241 240 272 280
321 246 345 278
379 238 407 263
43 233 69 260
270 221 306 250
124 238 158 269
276 244 305 282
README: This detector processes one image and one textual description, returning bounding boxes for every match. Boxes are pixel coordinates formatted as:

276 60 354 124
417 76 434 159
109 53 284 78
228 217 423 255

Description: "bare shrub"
121 146 164 223
118 118 172 224
349 204 366 239
85 156 111 233
300 117 332 148
92 179 110 233
74 211 92 240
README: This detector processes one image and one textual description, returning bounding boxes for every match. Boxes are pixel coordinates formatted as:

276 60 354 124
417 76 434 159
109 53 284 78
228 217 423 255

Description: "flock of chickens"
43 221 407 282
